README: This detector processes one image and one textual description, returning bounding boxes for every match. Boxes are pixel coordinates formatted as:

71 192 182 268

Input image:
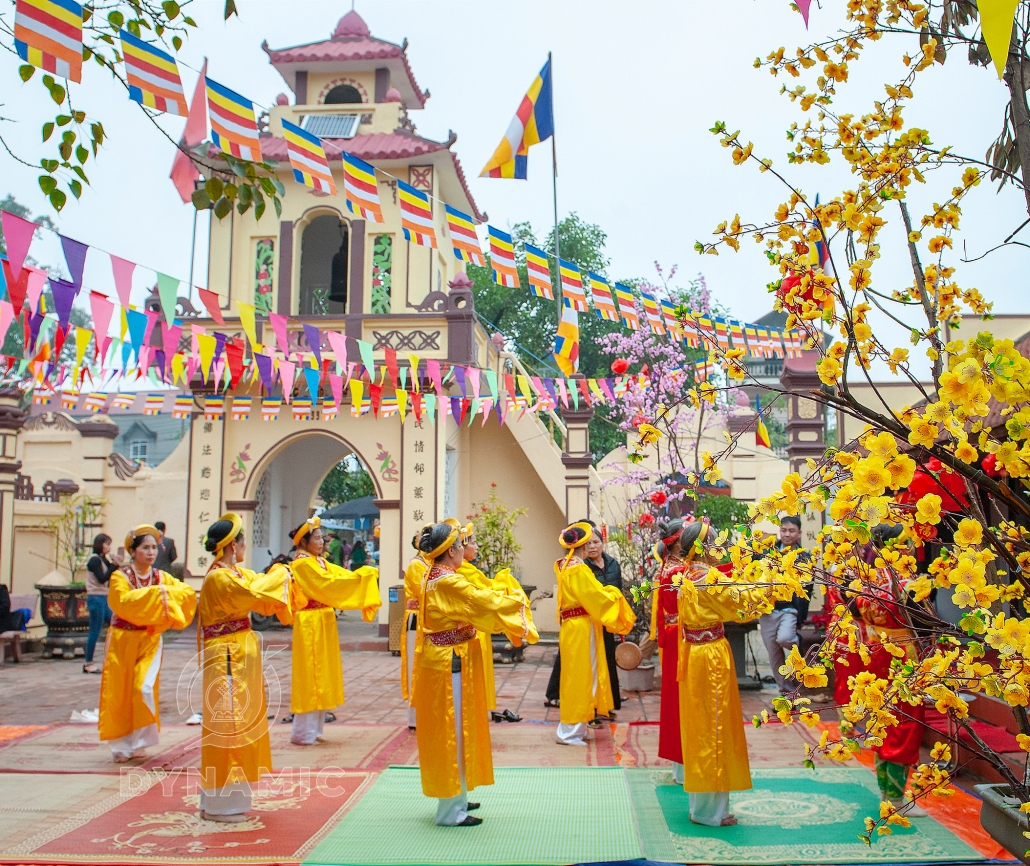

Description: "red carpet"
924 708 1022 753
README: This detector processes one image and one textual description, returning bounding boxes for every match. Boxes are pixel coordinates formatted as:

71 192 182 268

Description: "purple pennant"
213 332 226 366
450 396 462 426
544 378 558 408
454 366 467 398
302 323 322 367
255 352 274 392
49 278 77 332
28 311 45 347
154 349 167 380
59 235 88 290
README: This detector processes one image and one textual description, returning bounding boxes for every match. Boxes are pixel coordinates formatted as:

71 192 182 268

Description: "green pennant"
568 379 579 409
156 272 180 326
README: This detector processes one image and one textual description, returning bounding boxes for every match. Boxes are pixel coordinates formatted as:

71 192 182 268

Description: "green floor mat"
303 766 643 866
627 766 985 864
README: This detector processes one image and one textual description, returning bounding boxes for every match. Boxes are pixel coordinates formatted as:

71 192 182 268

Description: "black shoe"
324 712 336 723
543 699 559 708
281 713 294 724
502 709 522 722
491 712 505 723
457 815 482 826
467 802 480 811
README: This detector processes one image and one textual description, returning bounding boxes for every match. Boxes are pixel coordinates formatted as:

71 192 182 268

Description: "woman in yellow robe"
99 524 196 762
197 514 293 822
413 521 538 826
555 522 636 746
287 517 381 745
674 518 768 827
402 535 429 728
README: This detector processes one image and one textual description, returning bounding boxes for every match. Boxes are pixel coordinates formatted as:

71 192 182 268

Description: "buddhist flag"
729 319 745 348
588 273 618 322
292 397 312 420
111 393 135 411
488 226 519 288
281 118 336 195
120 30 187 115
60 391 79 410
553 305 579 376
744 324 759 356
398 180 436 247
342 153 383 222
83 392 106 412
756 398 772 448
640 291 665 336
480 57 554 179
695 359 716 381
445 206 484 266
230 396 253 420
206 77 262 162
713 317 731 351
171 394 193 418
559 259 587 312
614 284 639 330
203 396 225 420
661 299 682 339
14 0 83 83
143 393 165 415
524 244 553 299
808 193 829 269
261 396 283 421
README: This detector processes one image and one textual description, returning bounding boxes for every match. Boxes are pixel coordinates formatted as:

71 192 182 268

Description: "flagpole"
549 51 561 323
187 205 198 306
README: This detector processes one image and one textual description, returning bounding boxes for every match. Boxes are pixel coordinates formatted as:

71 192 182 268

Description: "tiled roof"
259 130 445 162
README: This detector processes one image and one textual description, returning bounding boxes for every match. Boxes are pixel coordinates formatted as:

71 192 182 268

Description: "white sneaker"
556 737 587 746
185 713 203 725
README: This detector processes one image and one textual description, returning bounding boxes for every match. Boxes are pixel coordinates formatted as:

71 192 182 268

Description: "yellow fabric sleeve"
291 556 382 622
108 571 196 632
560 562 636 635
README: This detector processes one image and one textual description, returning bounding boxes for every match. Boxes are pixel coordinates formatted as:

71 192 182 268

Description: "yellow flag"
171 351 185 385
197 333 216 382
237 300 257 347
982 0 1020 78
397 389 408 424
74 327 91 369
406 353 421 391
349 378 364 417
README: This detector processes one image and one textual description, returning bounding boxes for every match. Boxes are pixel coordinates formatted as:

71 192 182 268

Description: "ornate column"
561 378 594 523
445 272 476 365
76 415 119 502
780 351 826 547
0 390 25 591
372 497 400 636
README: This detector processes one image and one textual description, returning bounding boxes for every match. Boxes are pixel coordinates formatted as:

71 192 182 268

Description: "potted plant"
35 493 105 659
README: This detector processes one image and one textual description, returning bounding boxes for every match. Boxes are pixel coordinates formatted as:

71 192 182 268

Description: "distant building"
110 415 188 466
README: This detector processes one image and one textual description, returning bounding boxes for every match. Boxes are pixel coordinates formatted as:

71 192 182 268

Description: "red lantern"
983 453 1007 478
913 521 938 541
611 358 630 375
775 271 815 316
650 490 668 506
905 457 969 511
631 414 647 428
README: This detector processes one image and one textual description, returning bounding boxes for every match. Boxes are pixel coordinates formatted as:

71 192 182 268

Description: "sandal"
491 712 506 723
82 663 101 674
543 699 560 708
501 709 522 722
324 712 337 723
587 719 603 729
281 714 295 724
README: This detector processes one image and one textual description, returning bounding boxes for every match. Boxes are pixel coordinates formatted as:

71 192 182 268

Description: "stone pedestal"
561 382 594 522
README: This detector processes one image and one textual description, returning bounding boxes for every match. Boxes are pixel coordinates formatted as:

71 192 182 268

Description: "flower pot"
35 584 90 659
621 663 655 692
975 783 1025 863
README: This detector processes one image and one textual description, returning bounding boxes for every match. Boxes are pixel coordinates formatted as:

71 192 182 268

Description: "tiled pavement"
0 612 782 726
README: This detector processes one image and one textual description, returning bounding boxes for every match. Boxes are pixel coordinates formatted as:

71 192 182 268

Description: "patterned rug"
0 726 47 747
627 766 985 864
0 725 199 774
0 768 372 864
302 766 642 865
488 720 618 767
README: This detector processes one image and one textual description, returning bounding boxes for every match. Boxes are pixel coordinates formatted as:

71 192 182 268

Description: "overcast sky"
0 0 1025 356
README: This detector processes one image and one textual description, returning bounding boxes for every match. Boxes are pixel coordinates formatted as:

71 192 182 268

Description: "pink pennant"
109 254 136 309
556 378 569 408
185 354 200 385
279 359 296 402
25 267 47 314
329 372 344 409
427 359 444 396
0 301 13 347
162 322 182 356
143 309 160 347
797 0 811 26
269 313 291 358
467 367 481 400
89 292 114 359
326 330 349 366
1 211 37 281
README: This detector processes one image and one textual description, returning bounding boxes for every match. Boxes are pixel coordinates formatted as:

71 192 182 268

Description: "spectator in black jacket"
84 533 121 673
153 522 178 572
0 583 27 633
545 519 624 715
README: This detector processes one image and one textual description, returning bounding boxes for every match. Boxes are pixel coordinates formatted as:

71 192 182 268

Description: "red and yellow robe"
556 557 635 725
414 564 537 799
286 553 381 714
198 562 292 790
99 567 196 742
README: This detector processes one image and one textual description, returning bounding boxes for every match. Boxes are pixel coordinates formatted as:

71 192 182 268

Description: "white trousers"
108 723 159 761
760 609 798 693
555 625 597 746
406 626 417 728
291 710 324 745
672 762 684 785
435 670 469 825
200 780 252 816
690 791 731 826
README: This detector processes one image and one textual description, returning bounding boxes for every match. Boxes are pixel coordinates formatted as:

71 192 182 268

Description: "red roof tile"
259 130 445 162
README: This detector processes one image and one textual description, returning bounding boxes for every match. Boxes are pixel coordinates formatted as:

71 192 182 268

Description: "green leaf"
224 0 238 18
222 182 238 201
162 0 180 19
155 23 164 36
18 64 35 82
42 122 55 142
59 140 73 161
108 10 124 28
48 81 66 105
272 196 282 219
73 110 85 123
172 35 182 51
127 19 141 37
49 189 67 211
39 175 58 195
258 176 276 196
213 197 232 220
254 196 266 221
68 180 82 199
803 759 815 769
236 183 253 207
205 176 224 200
183 15 196 26
191 189 212 210
70 165 88 182
40 158 58 172
56 114 72 126
75 145 88 164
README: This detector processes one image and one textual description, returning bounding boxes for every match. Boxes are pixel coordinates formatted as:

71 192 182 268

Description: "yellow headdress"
125 524 161 551
206 513 243 558
559 521 593 550
425 521 461 561
460 523 476 545
293 516 322 547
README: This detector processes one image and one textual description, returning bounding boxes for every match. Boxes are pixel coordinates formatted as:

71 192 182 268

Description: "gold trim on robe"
555 559 635 725
99 568 196 742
